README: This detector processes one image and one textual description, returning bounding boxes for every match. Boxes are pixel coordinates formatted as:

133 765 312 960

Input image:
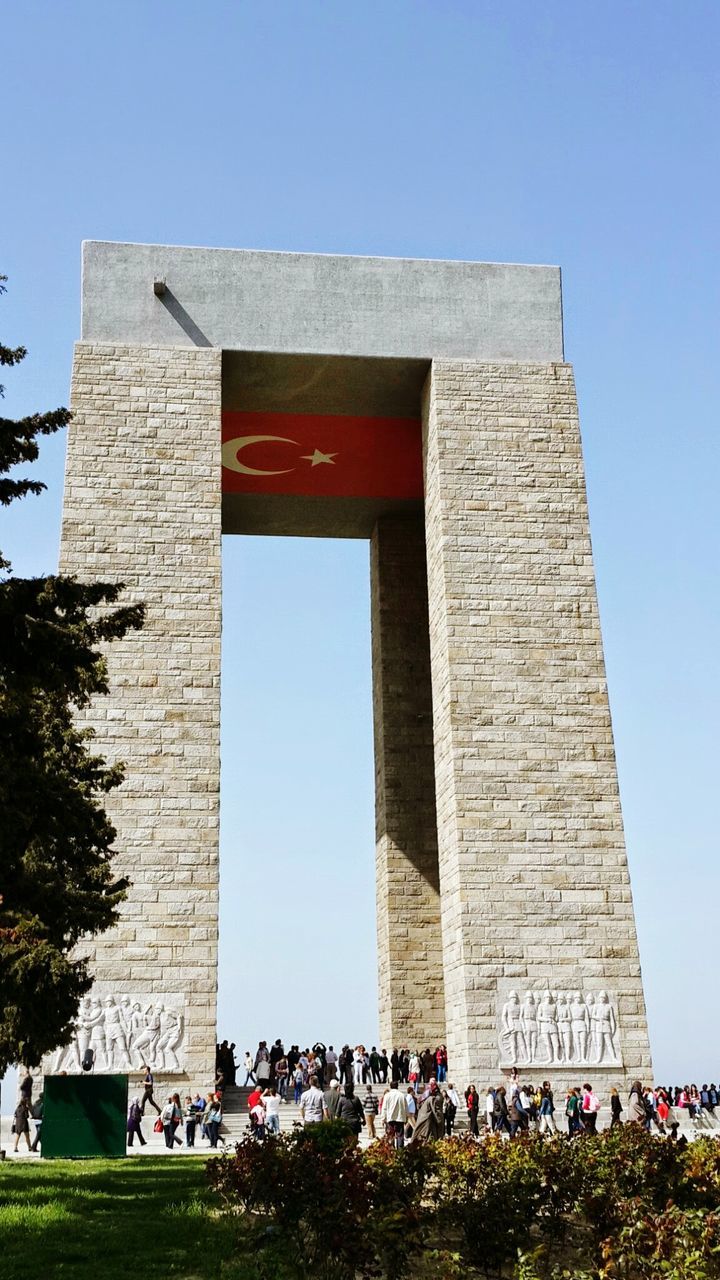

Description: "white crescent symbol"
222 435 299 476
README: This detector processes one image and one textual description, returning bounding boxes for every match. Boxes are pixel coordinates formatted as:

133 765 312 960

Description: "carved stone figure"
500 991 526 1064
119 995 133 1035
521 992 538 1062
557 992 573 1063
156 1006 183 1071
498 988 622 1068
103 996 132 1069
44 993 186 1074
537 990 560 1064
590 991 618 1064
128 1001 145 1053
132 1002 163 1065
569 990 590 1063
88 998 108 1070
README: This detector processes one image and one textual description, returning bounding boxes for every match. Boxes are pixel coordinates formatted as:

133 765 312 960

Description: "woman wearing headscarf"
412 1080 444 1143
627 1081 646 1125
127 1096 146 1147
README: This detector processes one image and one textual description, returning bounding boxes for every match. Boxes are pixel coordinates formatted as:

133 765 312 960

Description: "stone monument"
53 242 653 1092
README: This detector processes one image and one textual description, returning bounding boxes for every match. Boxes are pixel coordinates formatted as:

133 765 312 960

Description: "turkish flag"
221 411 423 500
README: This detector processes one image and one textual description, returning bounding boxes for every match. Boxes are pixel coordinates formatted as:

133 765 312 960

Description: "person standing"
206 1095 224 1147
378 1049 389 1084
30 1094 43 1152
492 1086 511 1135
610 1087 623 1128
264 1087 281 1136
627 1081 646 1125
566 1088 582 1137
127 1096 146 1148
255 1041 271 1088
324 1077 342 1119
381 1080 408 1148
465 1084 480 1136
405 1087 417 1135
184 1096 198 1148
13 1096 32 1153
363 1085 379 1138
336 1083 365 1141
581 1083 600 1135
325 1046 338 1082
369 1047 380 1083
140 1065 161 1116
293 1062 304 1103
413 1082 444 1143
442 1089 456 1136
538 1083 556 1135
312 1042 327 1087
161 1095 181 1149
299 1074 326 1125
226 1043 238 1086
485 1087 495 1131
275 1053 289 1100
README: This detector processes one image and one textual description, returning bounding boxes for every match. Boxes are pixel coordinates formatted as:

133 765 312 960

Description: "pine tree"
0 276 145 1070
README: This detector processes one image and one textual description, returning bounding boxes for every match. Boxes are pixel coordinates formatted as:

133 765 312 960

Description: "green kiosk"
42 1074 128 1159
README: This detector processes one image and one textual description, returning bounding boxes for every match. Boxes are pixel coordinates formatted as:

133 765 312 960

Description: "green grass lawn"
0 1156 248 1280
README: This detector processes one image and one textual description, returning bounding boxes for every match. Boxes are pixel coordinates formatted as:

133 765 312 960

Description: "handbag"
154 1118 163 1133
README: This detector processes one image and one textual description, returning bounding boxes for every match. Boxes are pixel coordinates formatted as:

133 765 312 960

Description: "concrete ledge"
81 241 564 362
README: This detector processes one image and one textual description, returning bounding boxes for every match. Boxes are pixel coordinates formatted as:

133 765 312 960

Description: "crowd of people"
222 1039 450 1095
225 1042 720 1149
11 1038 720 1155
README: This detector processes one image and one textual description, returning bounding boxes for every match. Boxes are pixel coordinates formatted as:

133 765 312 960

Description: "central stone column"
371 514 446 1051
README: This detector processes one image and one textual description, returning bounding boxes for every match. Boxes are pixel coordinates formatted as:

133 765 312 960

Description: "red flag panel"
221 411 423 500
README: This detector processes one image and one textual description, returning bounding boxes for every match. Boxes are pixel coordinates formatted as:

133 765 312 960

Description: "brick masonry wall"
57 341 222 1087
371 515 446 1051
422 360 652 1093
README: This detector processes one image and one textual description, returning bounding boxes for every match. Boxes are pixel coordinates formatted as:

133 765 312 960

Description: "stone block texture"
422 360 652 1093
58 342 222 1087
371 515 445 1050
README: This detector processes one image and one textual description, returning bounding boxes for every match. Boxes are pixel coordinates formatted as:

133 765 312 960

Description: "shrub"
208 1127 720 1279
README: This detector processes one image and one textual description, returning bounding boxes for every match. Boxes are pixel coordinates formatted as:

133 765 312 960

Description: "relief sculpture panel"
498 988 622 1069
47 994 186 1074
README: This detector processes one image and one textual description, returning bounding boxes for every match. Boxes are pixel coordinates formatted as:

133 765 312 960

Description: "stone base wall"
371 515 446 1050
55 341 222 1088
423 360 652 1094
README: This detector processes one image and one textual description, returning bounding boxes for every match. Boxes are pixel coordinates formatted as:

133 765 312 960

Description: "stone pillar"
371 514 445 1051
56 341 222 1085
423 360 652 1093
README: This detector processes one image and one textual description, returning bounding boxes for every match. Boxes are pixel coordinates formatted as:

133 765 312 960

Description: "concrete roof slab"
81 241 564 362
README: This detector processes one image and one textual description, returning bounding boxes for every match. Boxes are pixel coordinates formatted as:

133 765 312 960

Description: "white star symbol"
301 448 337 467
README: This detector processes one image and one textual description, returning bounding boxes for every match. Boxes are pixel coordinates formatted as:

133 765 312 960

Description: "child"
184 1095 197 1147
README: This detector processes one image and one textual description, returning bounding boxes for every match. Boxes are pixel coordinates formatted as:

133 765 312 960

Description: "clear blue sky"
1 0 718 1087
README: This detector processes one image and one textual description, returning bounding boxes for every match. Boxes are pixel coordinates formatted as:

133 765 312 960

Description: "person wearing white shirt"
486 1087 495 1129
446 1083 461 1112
299 1075 326 1124
381 1081 408 1148
263 1088 281 1135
